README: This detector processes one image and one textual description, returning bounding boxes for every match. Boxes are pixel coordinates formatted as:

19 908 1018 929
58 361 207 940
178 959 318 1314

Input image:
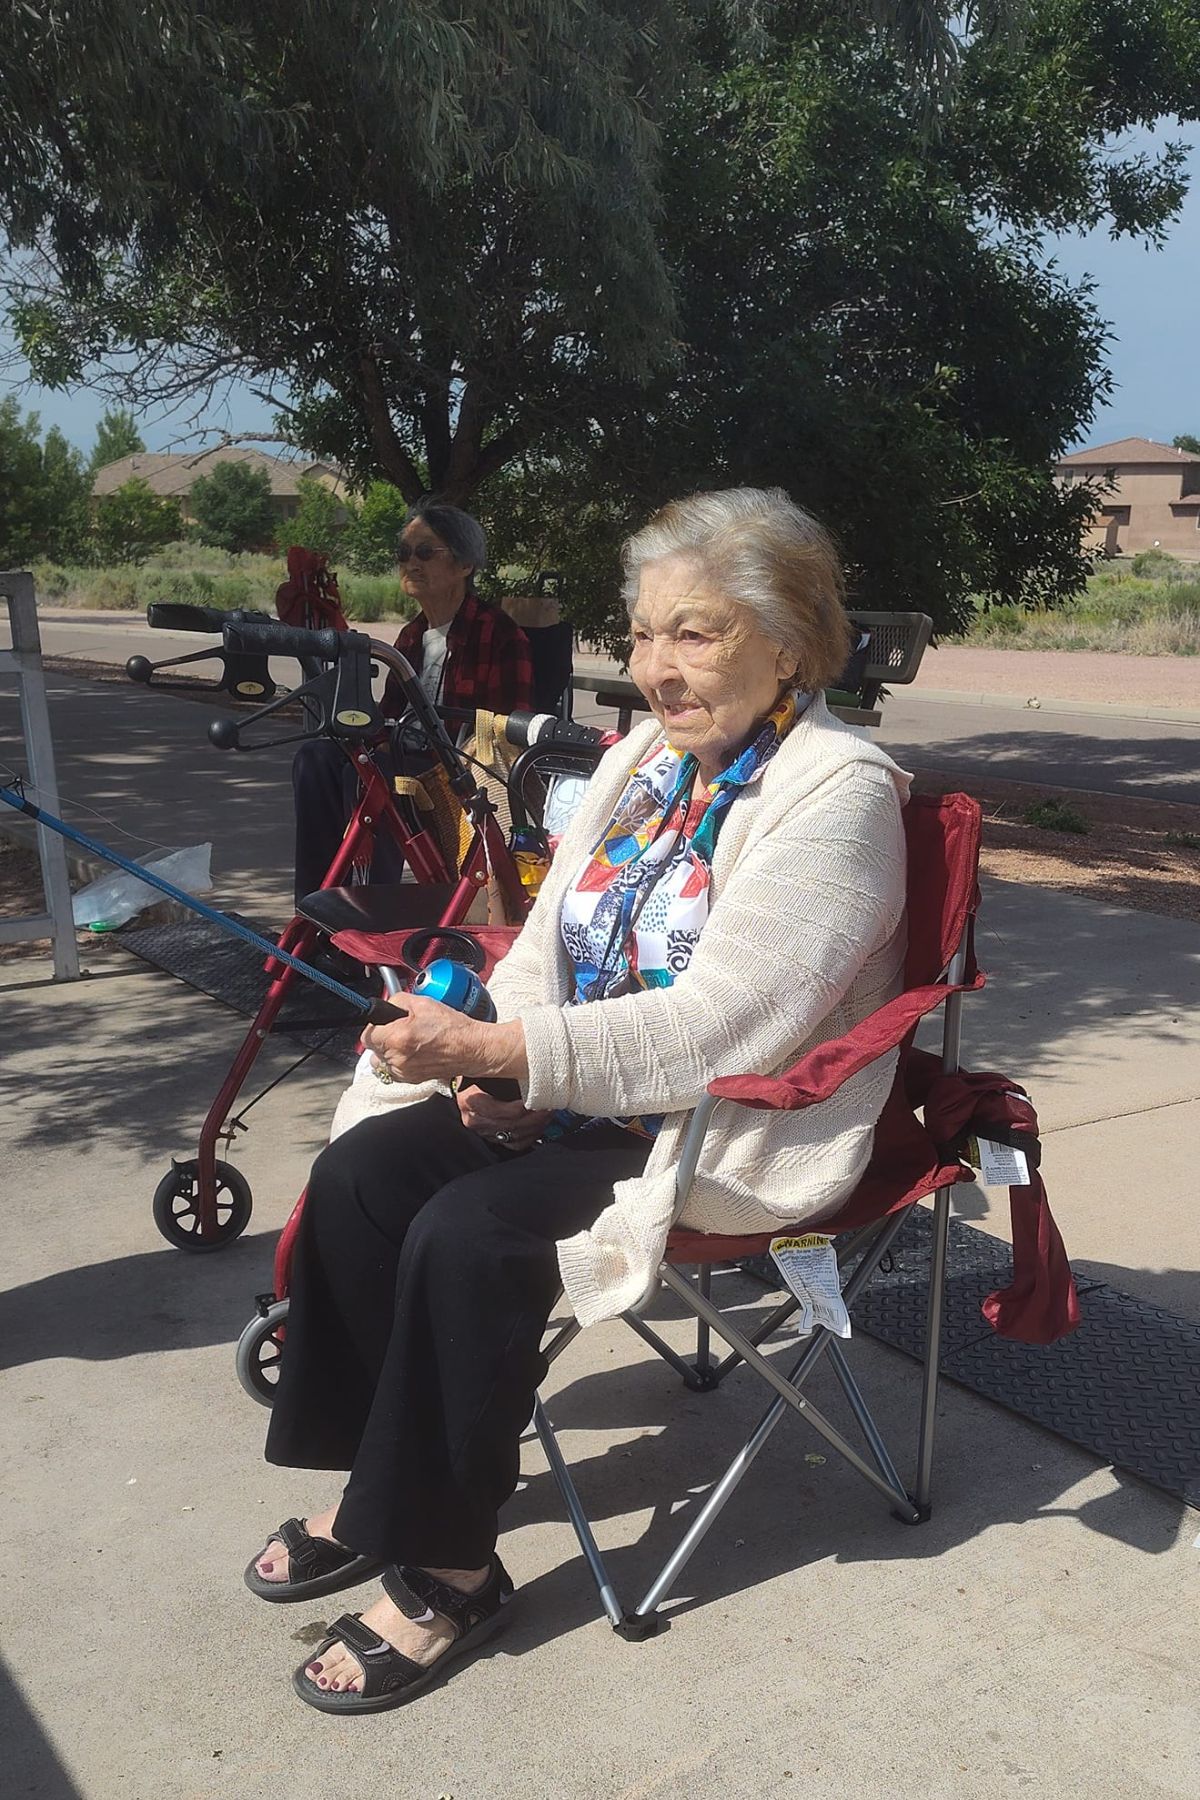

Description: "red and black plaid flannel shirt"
383 590 533 720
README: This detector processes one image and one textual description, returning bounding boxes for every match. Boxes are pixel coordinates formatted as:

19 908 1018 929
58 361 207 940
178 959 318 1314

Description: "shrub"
1163 830 1200 851
191 462 276 552
87 568 142 609
147 539 236 570
137 568 216 606
210 572 255 610
94 478 183 562
31 560 72 600
1131 549 1183 578
973 603 1028 639
1022 797 1090 834
340 574 406 623
287 475 345 558
344 481 408 573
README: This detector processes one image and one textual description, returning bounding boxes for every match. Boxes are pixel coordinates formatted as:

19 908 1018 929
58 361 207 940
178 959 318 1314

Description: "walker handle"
223 617 352 665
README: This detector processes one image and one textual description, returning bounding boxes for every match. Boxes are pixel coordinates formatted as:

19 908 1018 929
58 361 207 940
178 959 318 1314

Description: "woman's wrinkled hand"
361 994 526 1090
456 1084 553 1151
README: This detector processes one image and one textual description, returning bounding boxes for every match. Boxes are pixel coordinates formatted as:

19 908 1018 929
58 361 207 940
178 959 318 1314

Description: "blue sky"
3 139 1198 460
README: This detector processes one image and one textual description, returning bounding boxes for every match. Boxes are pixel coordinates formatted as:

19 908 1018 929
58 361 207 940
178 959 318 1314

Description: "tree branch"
356 353 426 500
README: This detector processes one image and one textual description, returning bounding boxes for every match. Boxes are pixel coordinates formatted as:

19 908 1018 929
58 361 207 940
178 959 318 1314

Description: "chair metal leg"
825 1338 909 1500
630 1318 921 1625
532 1398 625 1630
543 1316 581 1366
712 1293 801 1380
912 943 967 1520
632 1386 791 1621
914 1184 952 1518
623 1312 708 1388
657 1262 919 1517
692 1264 715 1386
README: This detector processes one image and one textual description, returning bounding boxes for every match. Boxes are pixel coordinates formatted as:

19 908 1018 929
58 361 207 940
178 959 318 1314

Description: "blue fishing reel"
410 957 497 1023
402 934 515 1100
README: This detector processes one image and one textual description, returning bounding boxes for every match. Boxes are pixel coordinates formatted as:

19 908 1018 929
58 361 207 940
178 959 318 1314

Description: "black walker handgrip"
146 600 231 633
223 617 351 664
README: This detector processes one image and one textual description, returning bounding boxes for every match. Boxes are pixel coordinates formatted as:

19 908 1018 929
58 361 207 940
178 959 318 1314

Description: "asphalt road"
875 695 1200 807
10 608 1200 806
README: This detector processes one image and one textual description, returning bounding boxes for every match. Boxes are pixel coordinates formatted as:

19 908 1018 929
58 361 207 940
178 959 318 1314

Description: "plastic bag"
542 772 592 841
71 843 214 929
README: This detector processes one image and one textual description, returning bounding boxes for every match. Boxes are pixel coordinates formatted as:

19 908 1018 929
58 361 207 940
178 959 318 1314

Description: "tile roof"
1057 437 1196 468
91 446 345 499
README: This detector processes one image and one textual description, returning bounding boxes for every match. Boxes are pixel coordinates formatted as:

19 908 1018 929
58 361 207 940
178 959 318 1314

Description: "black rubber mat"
119 915 362 1065
849 1208 1200 1509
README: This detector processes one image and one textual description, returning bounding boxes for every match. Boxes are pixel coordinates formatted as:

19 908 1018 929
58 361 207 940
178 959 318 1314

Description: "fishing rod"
0 777 405 1025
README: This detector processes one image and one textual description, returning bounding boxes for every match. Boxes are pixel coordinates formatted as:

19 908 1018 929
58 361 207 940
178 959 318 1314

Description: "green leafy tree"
93 477 182 562
1173 434 1200 457
2 2 1199 636
288 474 345 557
0 1 1017 504
343 481 408 573
490 10 1200 643
0 399 49 565
189 461 275 552
89 407 145 472
39 424 90 560
0 400 91 563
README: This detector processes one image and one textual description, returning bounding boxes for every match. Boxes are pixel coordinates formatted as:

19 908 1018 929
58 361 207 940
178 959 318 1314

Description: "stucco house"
90 445 347 530
1056 436 1200 560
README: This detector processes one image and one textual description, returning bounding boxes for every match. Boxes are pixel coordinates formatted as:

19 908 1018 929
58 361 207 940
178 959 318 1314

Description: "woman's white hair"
621 486 851 691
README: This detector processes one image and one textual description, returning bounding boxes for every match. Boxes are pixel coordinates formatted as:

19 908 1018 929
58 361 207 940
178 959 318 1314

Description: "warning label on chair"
769 1234 852 1339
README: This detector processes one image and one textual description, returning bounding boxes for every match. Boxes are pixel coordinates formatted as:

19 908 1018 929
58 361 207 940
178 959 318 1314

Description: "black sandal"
243 1517 384 1603
292 1557 514 1715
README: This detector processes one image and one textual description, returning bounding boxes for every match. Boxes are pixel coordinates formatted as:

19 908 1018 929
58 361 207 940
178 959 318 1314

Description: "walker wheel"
235 1298 290 1406
152 1158 252 1251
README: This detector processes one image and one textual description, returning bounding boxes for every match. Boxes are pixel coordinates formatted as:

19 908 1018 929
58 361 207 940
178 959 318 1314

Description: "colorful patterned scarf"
555 687 805 1135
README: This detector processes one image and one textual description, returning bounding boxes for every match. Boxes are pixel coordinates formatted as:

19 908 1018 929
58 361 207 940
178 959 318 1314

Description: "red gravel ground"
914 772 1200 922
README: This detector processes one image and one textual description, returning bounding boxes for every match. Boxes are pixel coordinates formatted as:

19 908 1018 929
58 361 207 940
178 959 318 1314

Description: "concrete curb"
908 686 1200 726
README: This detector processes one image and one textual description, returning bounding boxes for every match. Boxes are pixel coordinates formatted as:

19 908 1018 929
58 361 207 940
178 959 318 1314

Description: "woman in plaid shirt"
291 504 533 908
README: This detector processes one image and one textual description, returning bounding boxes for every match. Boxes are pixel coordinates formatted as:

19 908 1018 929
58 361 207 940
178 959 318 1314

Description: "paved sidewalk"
2 952 1197 1800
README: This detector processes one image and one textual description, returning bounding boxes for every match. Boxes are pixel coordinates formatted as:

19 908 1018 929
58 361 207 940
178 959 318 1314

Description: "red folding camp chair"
532 790 1080 1638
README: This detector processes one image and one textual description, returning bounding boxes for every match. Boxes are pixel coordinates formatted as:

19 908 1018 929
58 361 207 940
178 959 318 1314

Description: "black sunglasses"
397 541 450 563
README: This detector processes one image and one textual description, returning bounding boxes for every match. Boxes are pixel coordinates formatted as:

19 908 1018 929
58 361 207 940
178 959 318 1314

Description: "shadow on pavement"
492 1310 1187 1655
0 1232 276 1372
922 873 1200 1083
881 725 1200 806
0 1658 83 1800
2 961 336 1163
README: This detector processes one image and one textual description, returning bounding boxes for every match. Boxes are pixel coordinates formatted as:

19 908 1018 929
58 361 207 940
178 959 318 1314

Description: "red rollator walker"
129 608 600 1253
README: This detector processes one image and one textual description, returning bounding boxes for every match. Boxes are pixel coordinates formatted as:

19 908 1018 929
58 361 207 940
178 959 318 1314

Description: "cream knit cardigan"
330 696 911 1327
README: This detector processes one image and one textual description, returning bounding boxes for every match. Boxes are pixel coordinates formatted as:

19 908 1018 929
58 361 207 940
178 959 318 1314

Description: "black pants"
290 737 408 910
265 1096 649 1567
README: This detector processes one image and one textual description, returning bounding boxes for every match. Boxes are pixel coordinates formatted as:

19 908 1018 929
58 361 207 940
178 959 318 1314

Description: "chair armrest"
708 969 985 1113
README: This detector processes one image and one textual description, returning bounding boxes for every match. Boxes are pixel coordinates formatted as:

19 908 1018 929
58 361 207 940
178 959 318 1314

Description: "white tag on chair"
769 1234 851 1339
971 1136 1030 1188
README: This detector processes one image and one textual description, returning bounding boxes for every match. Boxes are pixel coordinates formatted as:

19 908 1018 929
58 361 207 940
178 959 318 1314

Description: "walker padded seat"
297 882 461 939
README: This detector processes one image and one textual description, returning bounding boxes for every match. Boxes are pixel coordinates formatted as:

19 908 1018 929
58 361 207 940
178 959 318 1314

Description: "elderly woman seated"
248 486 910 1715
